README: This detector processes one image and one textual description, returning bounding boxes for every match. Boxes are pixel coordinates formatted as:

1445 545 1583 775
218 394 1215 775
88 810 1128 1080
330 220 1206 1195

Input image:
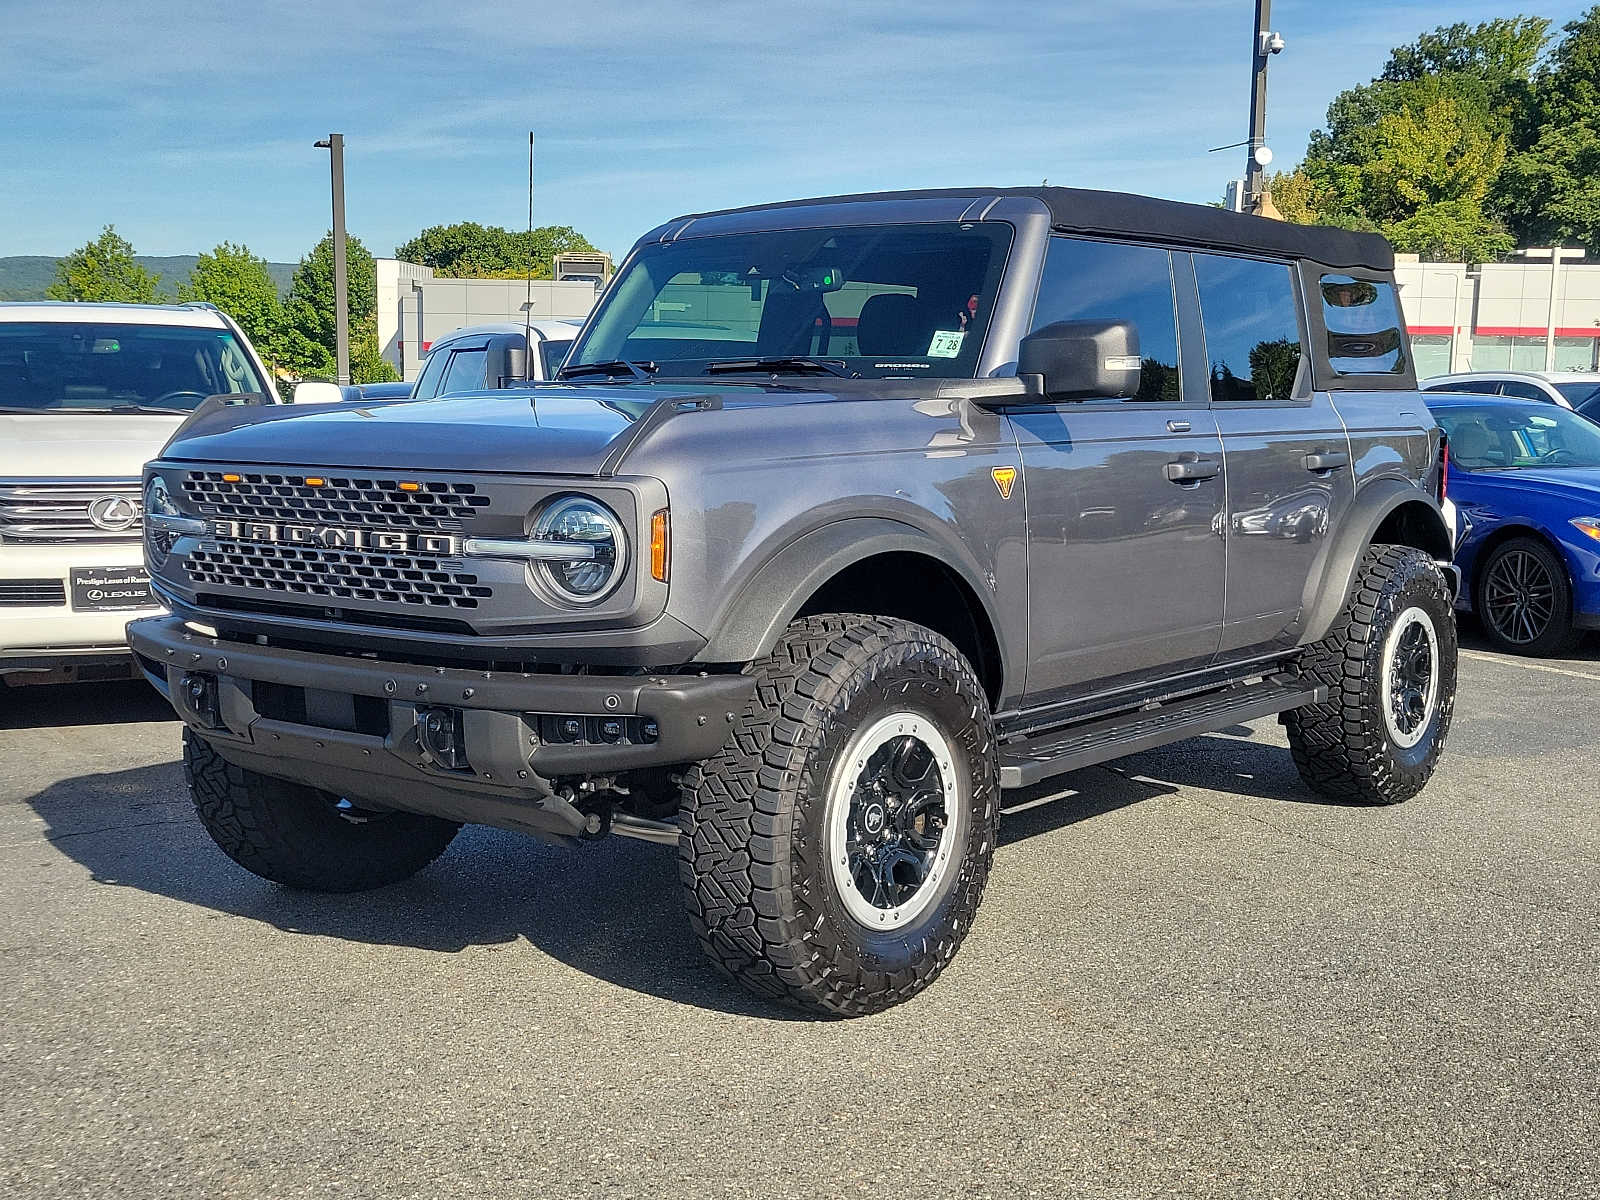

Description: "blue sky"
1 0 1588 264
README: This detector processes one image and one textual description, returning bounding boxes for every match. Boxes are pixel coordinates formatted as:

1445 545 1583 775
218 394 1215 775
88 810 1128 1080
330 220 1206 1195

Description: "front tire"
1475 535 1581 657
680 615 999 1017
183 730 461 891
1285 545 1458 805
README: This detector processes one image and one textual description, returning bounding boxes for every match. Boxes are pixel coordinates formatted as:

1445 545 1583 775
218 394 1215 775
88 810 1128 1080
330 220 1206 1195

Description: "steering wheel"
150 390 210 408
1537 446 1577 466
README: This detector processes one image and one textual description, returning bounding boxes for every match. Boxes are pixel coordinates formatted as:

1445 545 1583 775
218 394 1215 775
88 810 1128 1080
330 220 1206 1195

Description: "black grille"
185 541 493 609
0 579 67 607
181 471 489 531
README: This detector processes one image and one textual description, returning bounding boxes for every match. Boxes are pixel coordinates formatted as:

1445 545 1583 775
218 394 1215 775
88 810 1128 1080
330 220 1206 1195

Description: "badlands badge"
991 466 1017 500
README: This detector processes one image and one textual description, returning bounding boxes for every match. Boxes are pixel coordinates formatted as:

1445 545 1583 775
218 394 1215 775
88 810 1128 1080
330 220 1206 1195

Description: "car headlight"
530 495 627 603
144 475 180 568
1572 517 1600 543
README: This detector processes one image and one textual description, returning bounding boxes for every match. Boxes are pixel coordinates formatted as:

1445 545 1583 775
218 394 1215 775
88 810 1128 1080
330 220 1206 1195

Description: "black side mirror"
1017 320 1141 400
487 337 530 387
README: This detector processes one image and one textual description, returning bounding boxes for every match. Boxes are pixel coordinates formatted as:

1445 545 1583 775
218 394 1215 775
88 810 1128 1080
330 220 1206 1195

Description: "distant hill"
0 255 296 301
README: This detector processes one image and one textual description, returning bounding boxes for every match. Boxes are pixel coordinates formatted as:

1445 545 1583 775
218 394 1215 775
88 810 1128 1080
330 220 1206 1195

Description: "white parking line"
1461 648 1600 684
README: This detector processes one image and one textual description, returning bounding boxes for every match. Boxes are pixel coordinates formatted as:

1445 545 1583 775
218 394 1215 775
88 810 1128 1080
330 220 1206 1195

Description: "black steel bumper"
128 614 752 840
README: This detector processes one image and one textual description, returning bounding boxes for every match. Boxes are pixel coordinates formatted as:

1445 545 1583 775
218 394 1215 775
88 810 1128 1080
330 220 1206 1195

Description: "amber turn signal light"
650 509 670 582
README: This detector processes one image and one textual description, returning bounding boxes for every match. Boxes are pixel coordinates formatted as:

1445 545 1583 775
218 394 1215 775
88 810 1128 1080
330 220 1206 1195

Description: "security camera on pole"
1245 0 1285 217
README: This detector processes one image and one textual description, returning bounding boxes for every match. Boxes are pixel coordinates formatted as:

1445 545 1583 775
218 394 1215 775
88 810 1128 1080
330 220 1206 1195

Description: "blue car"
1426 394 1600 655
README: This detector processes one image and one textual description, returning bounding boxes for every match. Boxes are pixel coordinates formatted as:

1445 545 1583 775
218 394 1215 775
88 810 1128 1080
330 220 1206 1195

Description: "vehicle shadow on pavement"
0 679 174 730
21 759 808 1020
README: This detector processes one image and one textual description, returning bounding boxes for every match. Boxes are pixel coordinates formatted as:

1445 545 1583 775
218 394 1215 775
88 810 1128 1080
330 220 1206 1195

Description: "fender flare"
692 517 1006 674
1300 479 1453 644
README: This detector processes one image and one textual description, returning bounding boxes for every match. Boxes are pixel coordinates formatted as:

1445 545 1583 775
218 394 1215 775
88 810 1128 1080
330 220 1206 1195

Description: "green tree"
179 242 285 364
1278 18 1544 262
283 232 378 377
395 222 597 278
46 226 163 302
1498 7 1600 252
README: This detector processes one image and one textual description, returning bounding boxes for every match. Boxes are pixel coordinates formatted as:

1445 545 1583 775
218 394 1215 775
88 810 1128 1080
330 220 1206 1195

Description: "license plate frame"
69 566 155 612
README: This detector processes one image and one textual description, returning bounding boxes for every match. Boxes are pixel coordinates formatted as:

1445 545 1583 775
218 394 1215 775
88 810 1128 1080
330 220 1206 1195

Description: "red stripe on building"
1407 324 1600 339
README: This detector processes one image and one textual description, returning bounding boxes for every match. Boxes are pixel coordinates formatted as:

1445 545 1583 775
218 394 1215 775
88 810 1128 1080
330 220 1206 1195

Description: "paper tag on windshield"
927 330 965 358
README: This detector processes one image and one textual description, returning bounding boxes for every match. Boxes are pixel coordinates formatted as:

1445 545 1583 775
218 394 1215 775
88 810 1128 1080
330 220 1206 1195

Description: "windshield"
571 222 1013 379
1433 402 1600 470
1554 381 1600 407
0 321 268 413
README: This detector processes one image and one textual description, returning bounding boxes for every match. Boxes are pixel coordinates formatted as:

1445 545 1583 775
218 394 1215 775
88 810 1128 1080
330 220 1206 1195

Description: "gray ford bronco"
130 187 1459 1016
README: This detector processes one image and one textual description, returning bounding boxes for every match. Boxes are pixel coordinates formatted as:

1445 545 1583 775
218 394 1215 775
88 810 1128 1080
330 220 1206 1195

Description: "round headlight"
144 475 179 568
532 495 627 603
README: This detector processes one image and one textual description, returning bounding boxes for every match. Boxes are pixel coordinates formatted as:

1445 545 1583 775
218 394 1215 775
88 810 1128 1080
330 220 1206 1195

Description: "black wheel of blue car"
183 729 460 892
679 615 999 1017
1285 545 1458 805
1475 536 1580 657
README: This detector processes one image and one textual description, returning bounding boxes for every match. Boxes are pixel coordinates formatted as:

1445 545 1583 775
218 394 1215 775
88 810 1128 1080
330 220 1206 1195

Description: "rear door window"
1193 254 1303 403
1319 275 1407 374
1500 380 1551 402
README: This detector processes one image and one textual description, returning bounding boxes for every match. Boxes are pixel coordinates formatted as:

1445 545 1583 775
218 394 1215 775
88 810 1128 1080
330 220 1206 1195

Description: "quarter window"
1194 254 1303 403
1030 237 1180 402
440 347 488 394
413 346 450 398
1319 274 1407 375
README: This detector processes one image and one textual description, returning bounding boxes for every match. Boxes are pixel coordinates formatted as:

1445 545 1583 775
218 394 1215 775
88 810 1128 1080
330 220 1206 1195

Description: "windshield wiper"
703 356 854 378
106 404 190 415
556 359 659 382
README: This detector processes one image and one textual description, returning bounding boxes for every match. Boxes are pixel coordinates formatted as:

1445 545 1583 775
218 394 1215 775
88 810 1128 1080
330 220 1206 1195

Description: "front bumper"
2 542 161 670
129 614 752 839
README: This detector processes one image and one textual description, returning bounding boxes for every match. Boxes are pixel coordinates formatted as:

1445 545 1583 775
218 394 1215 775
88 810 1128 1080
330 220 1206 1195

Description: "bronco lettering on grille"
206 519 462 556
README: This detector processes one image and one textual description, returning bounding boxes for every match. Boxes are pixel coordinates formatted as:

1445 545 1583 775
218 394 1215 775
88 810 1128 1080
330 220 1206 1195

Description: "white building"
376 259 600 380
1395 255 1600 379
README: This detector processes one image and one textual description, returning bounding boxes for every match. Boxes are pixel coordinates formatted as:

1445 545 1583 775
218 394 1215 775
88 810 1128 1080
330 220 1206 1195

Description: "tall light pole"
314 134 350 386
1245 0 1285 213
1515 246 1584 372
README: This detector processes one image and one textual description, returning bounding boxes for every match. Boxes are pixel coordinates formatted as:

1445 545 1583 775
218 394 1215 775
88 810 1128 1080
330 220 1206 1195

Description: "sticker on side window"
927 330 965 358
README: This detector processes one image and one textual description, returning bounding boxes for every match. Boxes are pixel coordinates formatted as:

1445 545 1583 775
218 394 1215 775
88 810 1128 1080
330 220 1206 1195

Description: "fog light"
417 706 469 772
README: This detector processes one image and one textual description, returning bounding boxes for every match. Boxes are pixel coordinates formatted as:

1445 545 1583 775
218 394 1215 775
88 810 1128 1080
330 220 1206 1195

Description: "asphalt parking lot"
3 631 1597 1200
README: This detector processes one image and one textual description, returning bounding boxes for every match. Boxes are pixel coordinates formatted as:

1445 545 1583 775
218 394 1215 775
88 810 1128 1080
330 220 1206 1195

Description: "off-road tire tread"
679 614 998 1017
1284 544 1457 805
184 729 460 891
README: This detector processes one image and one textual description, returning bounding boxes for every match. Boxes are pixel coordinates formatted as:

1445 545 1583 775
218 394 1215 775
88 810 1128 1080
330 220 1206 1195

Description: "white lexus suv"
0 301 276 685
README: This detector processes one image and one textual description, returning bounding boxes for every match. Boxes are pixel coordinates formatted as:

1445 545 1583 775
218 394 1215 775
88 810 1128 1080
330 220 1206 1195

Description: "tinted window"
1194 254 1303 403
1555 381 1600 407
538 338 573 379
440 347 488 394
1030 237 1179 402
1500 380 1551 402
1319 274 1406 374
413 346 449 398
573 222 1013 379
1424 379 1501 395
0 321 268 412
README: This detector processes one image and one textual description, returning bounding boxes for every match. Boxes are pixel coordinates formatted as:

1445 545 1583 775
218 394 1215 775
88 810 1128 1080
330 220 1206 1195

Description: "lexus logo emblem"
87 496 140 532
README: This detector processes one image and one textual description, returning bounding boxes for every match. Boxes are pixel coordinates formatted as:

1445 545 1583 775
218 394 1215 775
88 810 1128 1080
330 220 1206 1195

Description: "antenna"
524 130 535 381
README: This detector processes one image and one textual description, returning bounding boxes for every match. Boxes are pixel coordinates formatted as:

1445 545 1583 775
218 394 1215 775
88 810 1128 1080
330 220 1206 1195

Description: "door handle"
1166 420 1192 433
1164 457 1220 484
1302 450 1350 473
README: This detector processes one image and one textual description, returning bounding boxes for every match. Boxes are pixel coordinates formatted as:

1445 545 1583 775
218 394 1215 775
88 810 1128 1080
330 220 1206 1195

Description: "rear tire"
183 730 460 891
1475 535 1581 657
679 615 999 1017
1284 545 1457 805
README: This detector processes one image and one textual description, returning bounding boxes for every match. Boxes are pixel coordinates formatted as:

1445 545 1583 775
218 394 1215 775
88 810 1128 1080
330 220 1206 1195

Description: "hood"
1466 466 1600 509
0 412 185 479
157 383 789 476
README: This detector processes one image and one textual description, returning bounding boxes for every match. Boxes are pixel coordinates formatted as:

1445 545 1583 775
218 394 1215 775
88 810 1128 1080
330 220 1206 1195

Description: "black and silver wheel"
680 615 998 1017
183 730 460 892
1285 545 1458 805
1476 536 1580 657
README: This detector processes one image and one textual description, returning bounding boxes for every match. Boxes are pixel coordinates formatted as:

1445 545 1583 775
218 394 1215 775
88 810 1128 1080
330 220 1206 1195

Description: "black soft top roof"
675 186 1394 272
